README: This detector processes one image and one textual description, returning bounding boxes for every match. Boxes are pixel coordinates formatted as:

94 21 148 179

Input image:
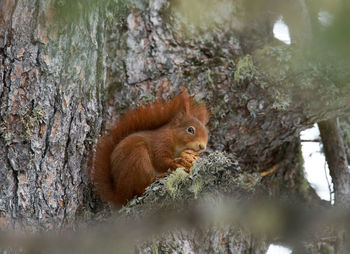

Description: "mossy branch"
120 152 261 217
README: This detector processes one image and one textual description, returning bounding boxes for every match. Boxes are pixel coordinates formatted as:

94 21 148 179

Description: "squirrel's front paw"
180 150 200 164
173 157 193 172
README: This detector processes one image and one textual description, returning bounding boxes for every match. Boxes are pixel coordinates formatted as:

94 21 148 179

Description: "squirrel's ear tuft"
178 87 191 116
191 104 209 125
172 111 186 125
184 97 190 116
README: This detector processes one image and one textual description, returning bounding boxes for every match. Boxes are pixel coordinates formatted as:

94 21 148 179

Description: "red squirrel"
92 89 209 205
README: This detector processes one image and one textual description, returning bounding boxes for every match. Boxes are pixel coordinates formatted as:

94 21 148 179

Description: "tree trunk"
318 119 350 254
318 119 350 207
0 0 349 253
0 0 105 229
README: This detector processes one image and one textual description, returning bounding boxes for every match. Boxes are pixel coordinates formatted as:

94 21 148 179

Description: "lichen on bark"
121 152 261 217
118 152 267 254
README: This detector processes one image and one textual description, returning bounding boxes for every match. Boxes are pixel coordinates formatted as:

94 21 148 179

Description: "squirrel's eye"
187 127 195 134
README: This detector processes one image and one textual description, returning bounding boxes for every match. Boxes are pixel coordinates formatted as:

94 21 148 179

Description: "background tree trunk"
1 0 349 253
319 119 350 207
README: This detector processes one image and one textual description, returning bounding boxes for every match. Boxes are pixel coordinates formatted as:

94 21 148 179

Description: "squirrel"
91 89 209 205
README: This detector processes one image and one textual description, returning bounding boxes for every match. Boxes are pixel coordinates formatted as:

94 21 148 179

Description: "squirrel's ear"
184 97 190 116
178 87 191 116
172 111 185 125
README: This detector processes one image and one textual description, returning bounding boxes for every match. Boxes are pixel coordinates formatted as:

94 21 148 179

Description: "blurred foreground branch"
1 153 348 254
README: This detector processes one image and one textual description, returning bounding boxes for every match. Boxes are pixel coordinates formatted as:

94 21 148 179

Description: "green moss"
21 106 45 140
234 54 255 84
190 176 204 199
163 168 189 199
122 152 264 217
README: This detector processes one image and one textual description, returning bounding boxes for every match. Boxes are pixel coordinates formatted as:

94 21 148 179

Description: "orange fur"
91 89 209 205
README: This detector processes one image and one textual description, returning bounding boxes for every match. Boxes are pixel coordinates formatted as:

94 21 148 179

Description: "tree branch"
318 119 350 207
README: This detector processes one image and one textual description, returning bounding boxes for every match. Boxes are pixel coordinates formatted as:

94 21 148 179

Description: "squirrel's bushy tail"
91 89 208 203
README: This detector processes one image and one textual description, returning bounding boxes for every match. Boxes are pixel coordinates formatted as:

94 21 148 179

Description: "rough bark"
0 0 349 253
0 0 105 229
318 119 350 254
318 119 350 207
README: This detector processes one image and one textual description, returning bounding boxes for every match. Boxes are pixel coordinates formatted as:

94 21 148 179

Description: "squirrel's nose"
199 144 205 151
